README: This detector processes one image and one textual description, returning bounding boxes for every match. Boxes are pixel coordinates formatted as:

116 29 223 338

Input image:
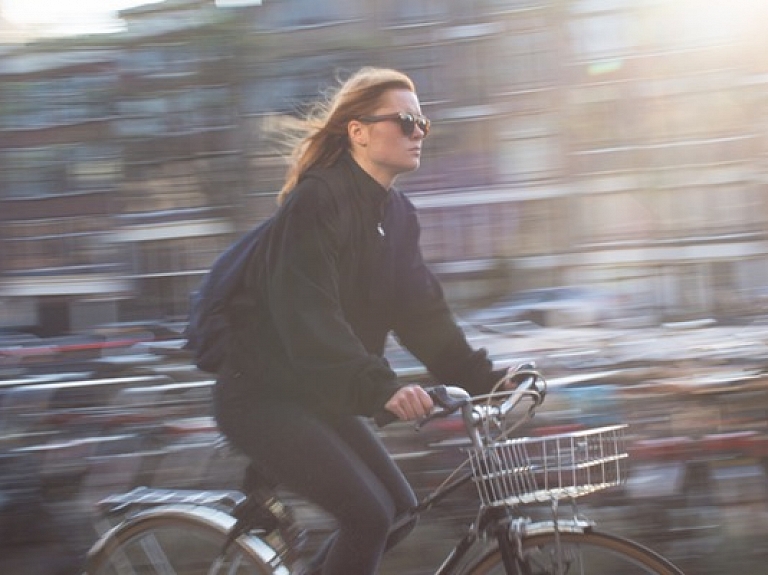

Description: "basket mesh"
468 424 628 507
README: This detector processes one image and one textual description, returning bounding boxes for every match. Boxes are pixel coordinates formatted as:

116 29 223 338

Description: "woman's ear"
348 120 368 148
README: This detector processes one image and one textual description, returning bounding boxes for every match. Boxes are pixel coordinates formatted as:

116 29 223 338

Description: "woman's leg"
215 391 403 575
325 415 418 550
301 416 419 574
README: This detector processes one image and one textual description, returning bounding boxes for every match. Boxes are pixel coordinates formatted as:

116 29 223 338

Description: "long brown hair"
274 67 415 205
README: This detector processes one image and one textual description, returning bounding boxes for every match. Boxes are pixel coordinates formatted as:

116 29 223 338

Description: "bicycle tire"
85 505 289 575
464 529 685 575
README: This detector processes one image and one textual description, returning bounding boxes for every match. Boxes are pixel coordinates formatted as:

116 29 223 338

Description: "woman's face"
349 88 428 189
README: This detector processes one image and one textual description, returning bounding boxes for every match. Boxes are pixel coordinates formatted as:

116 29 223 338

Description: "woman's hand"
384 384 434 421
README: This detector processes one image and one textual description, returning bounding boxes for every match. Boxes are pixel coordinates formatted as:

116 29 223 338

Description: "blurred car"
459 286 618 329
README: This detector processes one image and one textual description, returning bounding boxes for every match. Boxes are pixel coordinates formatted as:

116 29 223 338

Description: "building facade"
0 45 128 334
1 0 767 334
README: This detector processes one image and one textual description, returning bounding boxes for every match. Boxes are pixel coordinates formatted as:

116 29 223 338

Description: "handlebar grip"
374 385 469 428
374 408 399 427
428 385 469 412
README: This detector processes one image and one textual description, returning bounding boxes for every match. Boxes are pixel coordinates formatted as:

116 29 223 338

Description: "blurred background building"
1 0 768 336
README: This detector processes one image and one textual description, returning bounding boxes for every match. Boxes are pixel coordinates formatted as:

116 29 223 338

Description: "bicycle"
84 365 686 574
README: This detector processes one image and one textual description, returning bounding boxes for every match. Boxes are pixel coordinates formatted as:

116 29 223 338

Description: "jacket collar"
341 152 392 204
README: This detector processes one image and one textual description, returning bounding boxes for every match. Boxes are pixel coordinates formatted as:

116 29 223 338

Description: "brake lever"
415 385 469 431
507 362 545 401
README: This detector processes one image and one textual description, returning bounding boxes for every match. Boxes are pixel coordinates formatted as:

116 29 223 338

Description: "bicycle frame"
389 459 593 575
397 467 479 574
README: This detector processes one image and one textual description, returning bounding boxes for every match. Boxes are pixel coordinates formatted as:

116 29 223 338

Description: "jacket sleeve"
390 197 505 396
263 180 401 416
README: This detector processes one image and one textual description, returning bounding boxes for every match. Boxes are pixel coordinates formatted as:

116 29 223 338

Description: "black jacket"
224 153 501 417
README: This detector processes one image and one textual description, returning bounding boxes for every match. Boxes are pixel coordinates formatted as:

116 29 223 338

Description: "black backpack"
183 218 272 373
183 169 350 373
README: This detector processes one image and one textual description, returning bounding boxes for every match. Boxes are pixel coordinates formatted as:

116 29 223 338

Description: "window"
122 45 197 77
2 148 63 198
498 114 562 182
195 87 233 128
0 74 115 129
1 145 120 197
494 24 556 92
516 198 564 255
68 145 122 190
116 97 167 136
568 10 634 61
577 192 656 244
569 84 634 149
4 217 112 271
709 184 762 234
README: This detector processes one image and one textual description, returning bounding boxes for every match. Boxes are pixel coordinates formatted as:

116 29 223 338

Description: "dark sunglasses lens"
417 118 429 136
399 115 428 137
399 115 416 136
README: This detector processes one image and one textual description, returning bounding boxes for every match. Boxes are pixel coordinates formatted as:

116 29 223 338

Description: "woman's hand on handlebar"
384 384 434 422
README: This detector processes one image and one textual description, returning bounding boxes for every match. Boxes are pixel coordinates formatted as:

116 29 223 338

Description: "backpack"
183 218 272 373
183 168 351 373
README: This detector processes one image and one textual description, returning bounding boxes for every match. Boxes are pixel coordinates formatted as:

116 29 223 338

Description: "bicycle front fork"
493 503 594 575
495 518 531 575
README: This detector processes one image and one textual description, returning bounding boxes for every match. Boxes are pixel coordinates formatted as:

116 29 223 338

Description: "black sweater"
225 153 501 417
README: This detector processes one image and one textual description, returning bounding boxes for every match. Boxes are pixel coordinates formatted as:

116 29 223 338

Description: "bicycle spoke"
87 510 278 575
139 534 177 575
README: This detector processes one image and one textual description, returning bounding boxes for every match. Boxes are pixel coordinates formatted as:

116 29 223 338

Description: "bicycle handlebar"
375 362 546 448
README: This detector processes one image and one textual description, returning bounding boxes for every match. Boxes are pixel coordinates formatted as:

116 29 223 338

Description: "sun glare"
678 0 760 46
1 0 161 35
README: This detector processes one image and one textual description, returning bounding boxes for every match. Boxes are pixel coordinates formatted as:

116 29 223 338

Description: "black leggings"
214 381 417 575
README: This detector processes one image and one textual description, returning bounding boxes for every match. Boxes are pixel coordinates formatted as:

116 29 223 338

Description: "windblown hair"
272 67 415 205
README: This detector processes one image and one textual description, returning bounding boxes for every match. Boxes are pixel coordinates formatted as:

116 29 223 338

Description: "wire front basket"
467 424 628 507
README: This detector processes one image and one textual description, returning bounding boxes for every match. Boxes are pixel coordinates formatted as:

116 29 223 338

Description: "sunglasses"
359 112 431 138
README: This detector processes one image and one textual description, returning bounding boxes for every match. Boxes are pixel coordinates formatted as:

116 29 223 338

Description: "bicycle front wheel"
86 505 288 575
465 529 685 575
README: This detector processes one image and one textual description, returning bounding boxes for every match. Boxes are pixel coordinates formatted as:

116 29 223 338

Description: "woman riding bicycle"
214 66 509 575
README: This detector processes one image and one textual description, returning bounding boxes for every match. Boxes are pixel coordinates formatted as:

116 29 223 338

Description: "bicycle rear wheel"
86 505 288 575
465 529 685 575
